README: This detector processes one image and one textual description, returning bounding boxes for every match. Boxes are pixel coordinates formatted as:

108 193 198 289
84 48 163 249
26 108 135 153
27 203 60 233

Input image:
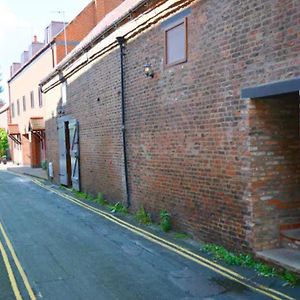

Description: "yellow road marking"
0 239 23 300
0 223 36 300
31 178 295 300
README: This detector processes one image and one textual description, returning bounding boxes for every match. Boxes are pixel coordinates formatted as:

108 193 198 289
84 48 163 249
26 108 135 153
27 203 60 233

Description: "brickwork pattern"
45 0 300 251
250 94 300 250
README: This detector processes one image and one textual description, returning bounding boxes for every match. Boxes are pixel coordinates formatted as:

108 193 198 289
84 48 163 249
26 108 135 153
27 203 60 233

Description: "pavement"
0 170 299 300
1 161 48 180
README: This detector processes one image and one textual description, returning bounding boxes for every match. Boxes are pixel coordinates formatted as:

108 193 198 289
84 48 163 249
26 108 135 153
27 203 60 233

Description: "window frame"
22 95 26 112
38 86 43 107
30 91 34 109
164 17 188 68
17 99 20 116
11 103 15 118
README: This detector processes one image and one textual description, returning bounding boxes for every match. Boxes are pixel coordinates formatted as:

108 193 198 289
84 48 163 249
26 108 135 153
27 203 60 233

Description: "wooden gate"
69 119 80 191
58 122 68 185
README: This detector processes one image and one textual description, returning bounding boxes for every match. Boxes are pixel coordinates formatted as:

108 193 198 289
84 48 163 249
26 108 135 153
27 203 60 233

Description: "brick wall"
45 51 125 202
55 0 123 64
55 1 96 64
95 0 124 23
44 0 300 251
250 94 300 250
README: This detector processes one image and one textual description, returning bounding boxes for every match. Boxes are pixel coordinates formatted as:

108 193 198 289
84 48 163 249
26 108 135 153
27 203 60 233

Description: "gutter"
41 0 152 86
116 36 131 208
8 43 52 84
41 0 194 93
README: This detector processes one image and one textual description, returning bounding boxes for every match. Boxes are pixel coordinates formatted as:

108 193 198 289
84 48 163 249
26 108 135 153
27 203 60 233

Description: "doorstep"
257 248 300 275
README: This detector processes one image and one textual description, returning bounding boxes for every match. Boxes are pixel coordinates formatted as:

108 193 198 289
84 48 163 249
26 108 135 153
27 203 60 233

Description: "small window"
38 86 43 107
17 99 20 116
11 103 15 118
61 81 67 105
164 18 187 67
22 96 26 112
30 91 34 108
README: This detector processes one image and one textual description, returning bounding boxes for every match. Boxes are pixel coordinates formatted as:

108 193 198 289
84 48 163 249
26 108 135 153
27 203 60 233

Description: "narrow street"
0 170 297 300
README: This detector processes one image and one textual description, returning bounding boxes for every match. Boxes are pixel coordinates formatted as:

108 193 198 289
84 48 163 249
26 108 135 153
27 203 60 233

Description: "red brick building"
41 0 300 268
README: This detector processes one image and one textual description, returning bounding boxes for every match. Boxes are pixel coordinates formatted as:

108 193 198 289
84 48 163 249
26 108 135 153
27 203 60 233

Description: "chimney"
21 51 29 65
10 62 22 77
28 35 44 59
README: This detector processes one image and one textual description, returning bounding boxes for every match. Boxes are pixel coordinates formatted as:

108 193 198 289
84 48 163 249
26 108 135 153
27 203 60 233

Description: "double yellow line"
0 222 36 300
31 178 295 300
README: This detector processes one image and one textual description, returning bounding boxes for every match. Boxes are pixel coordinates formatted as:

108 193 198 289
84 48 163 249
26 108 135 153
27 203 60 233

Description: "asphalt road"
0 170 296 300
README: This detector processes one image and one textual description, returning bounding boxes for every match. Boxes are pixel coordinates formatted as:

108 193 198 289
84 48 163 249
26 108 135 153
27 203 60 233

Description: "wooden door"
58 122 68 185
69 119 80 191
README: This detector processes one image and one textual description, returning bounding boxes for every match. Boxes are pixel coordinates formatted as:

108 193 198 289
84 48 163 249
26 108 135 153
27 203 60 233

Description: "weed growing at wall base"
160 210 171 232
202 244 299 286
95 193 108 206
109 202 128 214
135 206 152 225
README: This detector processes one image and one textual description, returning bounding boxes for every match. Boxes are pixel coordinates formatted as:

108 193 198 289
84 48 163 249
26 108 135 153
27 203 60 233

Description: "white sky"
0 0 91 102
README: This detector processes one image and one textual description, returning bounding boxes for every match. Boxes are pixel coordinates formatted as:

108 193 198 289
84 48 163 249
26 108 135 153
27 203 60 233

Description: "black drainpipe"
116 36 130 208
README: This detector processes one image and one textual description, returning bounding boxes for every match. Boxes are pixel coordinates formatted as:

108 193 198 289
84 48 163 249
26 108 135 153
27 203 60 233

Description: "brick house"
7 0 123 167
41 0 300 268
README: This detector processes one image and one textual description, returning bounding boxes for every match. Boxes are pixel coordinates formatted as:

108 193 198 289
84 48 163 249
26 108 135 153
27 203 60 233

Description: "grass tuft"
160 210 171 232
109 202 128 214
135 206 152 225
202 243 299 286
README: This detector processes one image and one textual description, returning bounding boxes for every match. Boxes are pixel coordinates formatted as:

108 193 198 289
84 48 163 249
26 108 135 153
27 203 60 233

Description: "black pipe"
116 36 130 208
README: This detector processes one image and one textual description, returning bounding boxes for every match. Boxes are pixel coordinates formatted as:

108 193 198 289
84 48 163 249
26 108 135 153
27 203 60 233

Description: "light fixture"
144 63 154 78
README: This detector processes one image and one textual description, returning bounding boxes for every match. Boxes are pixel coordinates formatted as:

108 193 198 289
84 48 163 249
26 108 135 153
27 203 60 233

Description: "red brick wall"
250 94 300 250
46 52 125 202
55 1 96 64
55 0 123 64
95 0 124 23
45 0 300 251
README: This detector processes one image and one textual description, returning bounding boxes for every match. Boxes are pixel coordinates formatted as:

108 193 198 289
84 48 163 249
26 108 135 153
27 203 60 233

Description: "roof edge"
41 0 151 86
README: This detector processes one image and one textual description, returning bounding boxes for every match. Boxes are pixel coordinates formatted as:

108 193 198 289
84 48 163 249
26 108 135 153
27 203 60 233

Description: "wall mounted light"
143 63 154 78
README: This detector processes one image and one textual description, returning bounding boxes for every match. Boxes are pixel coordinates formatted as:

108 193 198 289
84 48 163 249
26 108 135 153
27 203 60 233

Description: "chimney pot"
34 35 37 43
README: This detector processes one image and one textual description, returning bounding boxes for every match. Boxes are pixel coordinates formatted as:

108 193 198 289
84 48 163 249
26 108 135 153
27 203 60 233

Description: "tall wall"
44 0 300 251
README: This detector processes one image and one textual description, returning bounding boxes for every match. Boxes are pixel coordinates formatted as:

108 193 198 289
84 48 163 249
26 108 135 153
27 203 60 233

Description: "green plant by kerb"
160 210 171 232
202 243 299 286
135 206 152 225
174 232 192 239
95 193 108 206
109 202 128 214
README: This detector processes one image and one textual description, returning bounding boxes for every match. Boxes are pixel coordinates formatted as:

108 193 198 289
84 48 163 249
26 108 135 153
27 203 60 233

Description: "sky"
0 0 91 102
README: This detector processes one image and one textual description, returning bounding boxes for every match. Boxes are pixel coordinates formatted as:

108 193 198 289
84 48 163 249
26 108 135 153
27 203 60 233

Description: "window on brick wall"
22 96 26 112
164 17 187 67
11 103 15 118
38 86 43 107
17 99 20 116
30 91 34 108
